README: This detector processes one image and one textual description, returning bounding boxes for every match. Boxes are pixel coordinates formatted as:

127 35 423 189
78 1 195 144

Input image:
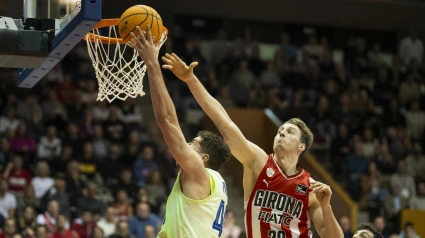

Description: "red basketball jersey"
245 154 312 238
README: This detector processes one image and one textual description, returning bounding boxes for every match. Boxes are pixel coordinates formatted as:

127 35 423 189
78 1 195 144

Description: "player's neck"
273 153 299 176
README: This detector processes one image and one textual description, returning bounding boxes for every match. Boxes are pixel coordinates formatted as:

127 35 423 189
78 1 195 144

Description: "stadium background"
0 0 425 237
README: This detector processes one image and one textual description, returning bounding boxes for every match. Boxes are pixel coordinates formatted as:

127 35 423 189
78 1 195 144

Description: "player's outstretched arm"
308 179 344 238
162 54 267 167
129 26 207 181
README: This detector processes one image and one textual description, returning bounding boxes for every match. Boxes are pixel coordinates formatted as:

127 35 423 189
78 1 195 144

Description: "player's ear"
202 154 209 163
299 143 306 152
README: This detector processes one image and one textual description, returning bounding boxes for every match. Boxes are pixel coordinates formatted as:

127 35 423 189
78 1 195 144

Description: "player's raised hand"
128 25 159 67
161 53 198 82
310 179 332 207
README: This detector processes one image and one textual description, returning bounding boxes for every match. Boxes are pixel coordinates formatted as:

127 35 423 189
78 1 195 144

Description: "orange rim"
84 19 169 45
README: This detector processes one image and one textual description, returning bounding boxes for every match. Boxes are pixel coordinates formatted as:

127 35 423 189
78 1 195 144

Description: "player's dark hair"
197 130 231 171
358 223 384 238
285 118 313 157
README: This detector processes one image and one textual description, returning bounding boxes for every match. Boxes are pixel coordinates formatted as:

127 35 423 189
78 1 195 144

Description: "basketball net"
85 24 167 103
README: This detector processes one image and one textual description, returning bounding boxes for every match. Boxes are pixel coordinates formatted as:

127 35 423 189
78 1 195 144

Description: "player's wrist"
183 74 196 83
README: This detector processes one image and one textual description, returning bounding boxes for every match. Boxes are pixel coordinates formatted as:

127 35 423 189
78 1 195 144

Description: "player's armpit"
216 120 267 168
158 120 207 181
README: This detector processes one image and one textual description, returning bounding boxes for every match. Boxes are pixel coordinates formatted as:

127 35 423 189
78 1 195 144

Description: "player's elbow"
156 115 174 127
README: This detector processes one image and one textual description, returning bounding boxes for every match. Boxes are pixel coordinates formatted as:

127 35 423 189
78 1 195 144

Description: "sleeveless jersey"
245 154 312 238
157 168 228 238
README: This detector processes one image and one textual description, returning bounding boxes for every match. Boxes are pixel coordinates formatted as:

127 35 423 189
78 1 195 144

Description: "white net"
85 24 167 103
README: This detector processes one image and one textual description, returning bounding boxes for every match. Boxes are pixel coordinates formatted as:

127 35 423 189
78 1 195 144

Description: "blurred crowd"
0 21 424 238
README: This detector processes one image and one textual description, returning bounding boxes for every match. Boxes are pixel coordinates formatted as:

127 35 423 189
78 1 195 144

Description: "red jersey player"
162 53 343 238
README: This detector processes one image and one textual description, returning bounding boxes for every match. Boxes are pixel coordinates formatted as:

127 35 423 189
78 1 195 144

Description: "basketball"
118 5 164 44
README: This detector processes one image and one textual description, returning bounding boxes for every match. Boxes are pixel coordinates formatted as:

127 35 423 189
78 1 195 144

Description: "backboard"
16 0 101 87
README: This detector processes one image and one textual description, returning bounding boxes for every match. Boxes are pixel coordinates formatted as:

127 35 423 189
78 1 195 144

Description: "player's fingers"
162 65 172 70
135 26 147 45
129 32 143 48
145 24 153 43
172 53 185 64
310 182 322 189
162 56 173 65
165 53 177 63
188 62 198 71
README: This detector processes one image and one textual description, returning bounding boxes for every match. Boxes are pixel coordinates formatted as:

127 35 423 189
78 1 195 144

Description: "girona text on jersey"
254 189 304 225
245 154 313 238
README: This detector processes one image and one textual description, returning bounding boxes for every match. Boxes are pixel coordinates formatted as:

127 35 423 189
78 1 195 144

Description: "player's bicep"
159 121 205 178
308 198 326 237
217 121 267 167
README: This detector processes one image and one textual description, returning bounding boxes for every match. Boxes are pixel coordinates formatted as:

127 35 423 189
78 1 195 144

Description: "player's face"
273 123 303 152
189 136 202 153
352 229 374 238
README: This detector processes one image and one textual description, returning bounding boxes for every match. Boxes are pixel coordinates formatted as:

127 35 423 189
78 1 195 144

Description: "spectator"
17 206 36 233
16 94 42 123
331 123 350 177
63 122 84 156
36 226 49 238
8 123 36 157
362 162 387 221
37 126 62 161
222 210 242 238
76 182 105 216
399 28 423 66
78 142 100 181
216 87 235 108
122 131 140 166
143 225 156 238
410 182 425 210
347 142 369 201
133 146 158 187
32 161 54 199
103 106 126 143
96 207 117 238
36 200 60 234
399 222 421 238
117 99 142 126
0 179 17 218
109 220 134 238
405 101 425 140
127 203 161 238
55 74 77 106
0 107 20 135
111 169 137 199
16 185 38 217
4 156 31 195
42 178 70 218
373 216 391 238
405 142 425 181
112 190 133 220
92 125 109 161
145 171 167 205
71 211 95 238
0 138 11 172
100 145 124 185
0 218 17 238
51 215 78 238
384 179 409 233
92 226 104 238
210 29 229 65
390 160 416 200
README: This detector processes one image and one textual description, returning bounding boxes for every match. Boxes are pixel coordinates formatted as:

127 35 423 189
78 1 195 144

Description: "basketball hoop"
84 19 168 103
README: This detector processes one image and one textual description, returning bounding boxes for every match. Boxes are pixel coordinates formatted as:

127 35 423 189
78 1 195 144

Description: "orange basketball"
118 5 164 44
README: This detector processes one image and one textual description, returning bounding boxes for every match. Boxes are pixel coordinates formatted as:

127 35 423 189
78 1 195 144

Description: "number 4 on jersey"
212 200 226 237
